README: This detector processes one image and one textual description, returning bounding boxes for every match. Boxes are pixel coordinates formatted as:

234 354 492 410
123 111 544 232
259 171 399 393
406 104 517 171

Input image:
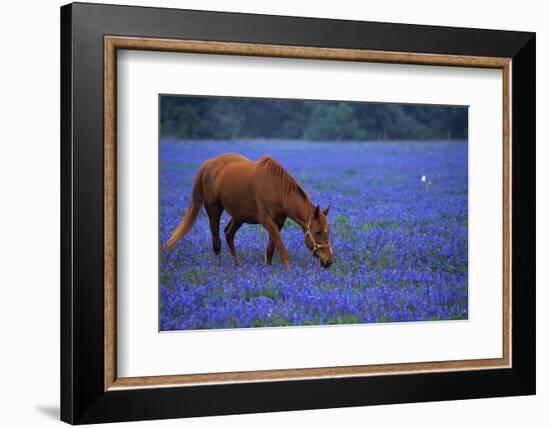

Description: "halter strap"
304 214 332 256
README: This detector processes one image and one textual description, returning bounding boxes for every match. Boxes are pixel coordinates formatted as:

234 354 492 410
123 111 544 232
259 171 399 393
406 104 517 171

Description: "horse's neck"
284 192 313 231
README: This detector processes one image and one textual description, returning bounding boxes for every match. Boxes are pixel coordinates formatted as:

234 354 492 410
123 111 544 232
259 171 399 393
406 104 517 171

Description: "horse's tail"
162 164 206 251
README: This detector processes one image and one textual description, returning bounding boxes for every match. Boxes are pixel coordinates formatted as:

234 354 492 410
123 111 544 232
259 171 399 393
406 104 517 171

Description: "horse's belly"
222 197 257 222
215 181 257 220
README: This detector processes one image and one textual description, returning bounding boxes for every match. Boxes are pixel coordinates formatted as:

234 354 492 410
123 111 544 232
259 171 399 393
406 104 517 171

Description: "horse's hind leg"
205 203 223 257
265 217 286 265
225 218 243 266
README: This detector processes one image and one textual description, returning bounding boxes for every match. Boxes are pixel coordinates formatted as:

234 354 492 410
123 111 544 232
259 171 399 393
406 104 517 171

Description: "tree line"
160 95 467 141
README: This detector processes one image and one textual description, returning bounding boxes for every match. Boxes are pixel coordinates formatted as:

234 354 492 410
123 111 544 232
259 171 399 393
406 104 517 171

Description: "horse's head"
304 205 334 268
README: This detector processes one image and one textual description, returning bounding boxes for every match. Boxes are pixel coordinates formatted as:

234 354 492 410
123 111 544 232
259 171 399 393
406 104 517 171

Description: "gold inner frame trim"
104 35 512 391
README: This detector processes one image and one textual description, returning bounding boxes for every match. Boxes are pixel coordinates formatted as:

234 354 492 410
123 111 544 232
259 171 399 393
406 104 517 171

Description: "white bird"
421 175 427 182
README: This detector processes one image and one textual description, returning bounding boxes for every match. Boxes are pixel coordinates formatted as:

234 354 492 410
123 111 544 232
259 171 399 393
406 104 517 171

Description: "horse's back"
202 153 251 179
205 153 254 177
211 154 279 190
212 152 251 165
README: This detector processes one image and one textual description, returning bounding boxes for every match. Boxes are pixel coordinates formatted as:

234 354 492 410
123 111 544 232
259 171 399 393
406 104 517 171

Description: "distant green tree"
306 103 366 140
211 99 243 139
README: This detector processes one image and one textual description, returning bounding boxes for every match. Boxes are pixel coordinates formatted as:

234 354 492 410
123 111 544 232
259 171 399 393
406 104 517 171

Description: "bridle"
304 214 333 256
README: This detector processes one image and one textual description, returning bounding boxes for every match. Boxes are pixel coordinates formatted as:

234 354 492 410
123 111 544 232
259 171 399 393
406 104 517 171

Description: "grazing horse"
162 153 334 268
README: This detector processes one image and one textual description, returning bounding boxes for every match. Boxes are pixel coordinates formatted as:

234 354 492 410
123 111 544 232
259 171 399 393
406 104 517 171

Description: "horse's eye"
316 230 321 235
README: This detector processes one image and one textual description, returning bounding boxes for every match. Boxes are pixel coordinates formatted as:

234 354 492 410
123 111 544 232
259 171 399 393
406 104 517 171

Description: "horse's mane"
257 156 309 207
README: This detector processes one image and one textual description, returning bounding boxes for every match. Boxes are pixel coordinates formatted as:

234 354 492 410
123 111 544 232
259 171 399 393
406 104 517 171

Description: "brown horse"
162 153 334 268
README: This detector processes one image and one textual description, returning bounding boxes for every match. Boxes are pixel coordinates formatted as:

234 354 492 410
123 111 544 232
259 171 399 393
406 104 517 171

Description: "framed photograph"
60 2 535 424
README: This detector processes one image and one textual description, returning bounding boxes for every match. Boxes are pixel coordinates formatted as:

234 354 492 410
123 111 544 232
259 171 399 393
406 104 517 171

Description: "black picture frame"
61 2 535 424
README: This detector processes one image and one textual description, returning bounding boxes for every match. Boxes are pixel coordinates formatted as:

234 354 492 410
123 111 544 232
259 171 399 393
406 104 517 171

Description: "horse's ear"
314 205 320 218
323 206 330 216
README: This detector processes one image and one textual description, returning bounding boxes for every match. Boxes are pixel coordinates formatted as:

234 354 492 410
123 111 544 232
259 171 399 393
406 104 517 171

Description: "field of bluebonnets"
159 140 468 331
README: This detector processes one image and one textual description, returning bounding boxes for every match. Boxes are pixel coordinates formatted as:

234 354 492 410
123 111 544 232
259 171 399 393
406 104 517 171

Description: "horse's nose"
322 259 333 268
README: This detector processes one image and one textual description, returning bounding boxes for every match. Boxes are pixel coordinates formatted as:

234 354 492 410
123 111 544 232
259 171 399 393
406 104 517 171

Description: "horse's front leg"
262 218 290 269
265 217 285 265
224 218 243 266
